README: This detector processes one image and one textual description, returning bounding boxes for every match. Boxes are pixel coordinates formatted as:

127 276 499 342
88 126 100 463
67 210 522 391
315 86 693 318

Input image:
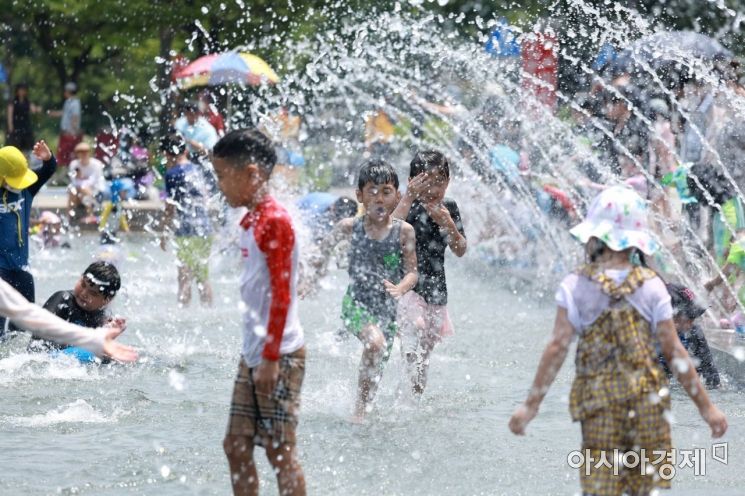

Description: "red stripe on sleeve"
255 212 295 361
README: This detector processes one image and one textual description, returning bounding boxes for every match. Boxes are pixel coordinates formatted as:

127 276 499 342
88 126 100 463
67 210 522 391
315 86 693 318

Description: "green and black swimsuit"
342 218 404 344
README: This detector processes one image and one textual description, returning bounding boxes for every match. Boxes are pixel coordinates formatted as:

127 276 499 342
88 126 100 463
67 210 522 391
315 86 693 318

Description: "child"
509 186 728 496
393 150 466 398
0 141 56 338
658 283 720 388
27 261 125 364
212 129 306 496
313 159 418 421
159 134 214 306
0 277 135 362
67 141 106 223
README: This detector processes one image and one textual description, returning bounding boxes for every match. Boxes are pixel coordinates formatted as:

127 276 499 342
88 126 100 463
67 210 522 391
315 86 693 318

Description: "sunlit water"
0 233 743 495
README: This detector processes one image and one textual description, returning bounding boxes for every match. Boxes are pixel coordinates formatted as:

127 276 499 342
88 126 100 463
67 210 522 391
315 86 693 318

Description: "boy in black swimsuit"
28 261 125 360
393 150 467 398
311 160 418 421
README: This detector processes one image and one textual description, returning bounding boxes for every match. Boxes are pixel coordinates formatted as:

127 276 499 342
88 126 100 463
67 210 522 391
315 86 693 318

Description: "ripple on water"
3 399 126 427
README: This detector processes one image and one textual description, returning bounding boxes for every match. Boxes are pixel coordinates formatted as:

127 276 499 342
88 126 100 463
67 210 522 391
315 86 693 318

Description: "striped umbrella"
175 51 279 89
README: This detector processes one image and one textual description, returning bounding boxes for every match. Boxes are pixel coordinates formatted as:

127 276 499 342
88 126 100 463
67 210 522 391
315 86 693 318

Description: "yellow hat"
0 146 37 190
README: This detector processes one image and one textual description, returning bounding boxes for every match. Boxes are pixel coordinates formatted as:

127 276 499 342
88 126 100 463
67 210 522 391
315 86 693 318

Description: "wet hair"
159 134 186 157
586 237 650 270
82 261 121 297
356 159 399 190
213 128 277 174
331 196 358 221
409 149 450 179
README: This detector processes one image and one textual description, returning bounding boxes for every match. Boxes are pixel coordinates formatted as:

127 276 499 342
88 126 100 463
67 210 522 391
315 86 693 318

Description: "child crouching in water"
312 159 417 421
509 186 727 496
393 150 466 398
27 261 125 363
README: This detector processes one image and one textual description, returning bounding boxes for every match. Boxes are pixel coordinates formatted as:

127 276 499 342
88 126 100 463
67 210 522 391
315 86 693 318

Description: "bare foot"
349 414 366 425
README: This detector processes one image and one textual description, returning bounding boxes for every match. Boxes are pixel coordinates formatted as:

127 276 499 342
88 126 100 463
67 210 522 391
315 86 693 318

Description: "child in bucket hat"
509 186 728 495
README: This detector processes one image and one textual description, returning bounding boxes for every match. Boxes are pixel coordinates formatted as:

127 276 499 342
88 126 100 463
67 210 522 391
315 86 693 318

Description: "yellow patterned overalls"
569 264 672 496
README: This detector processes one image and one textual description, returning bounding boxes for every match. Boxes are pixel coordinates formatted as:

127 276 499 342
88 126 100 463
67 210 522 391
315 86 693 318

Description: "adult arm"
509 307 574 435
6 103 13 132
0 279 103 356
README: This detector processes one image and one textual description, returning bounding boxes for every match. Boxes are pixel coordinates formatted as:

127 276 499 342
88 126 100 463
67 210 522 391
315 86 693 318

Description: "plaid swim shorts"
226 348 306 448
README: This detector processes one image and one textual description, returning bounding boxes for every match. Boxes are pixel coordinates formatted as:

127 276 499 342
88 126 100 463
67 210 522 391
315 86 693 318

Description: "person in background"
67 141 106 223
199 91 226 136
174 100 219 160
48 82 82 167
658 283 720 388
6 83 40 156
296 192 358 242
159 134 214 307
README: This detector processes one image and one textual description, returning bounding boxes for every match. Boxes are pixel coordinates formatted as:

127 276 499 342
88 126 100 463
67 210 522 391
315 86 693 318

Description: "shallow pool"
1 233 743 495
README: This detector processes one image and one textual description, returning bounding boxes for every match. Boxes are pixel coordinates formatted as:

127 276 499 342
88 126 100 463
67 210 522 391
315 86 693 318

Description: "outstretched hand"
101 325 138 363
32 140 52 162
508 403 538 436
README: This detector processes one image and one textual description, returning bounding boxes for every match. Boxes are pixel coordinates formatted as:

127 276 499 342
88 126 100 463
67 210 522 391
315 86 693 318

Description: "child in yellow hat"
0 140 57 339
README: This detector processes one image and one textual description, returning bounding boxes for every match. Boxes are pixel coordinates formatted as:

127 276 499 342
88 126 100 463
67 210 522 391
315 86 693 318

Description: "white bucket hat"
569 185 659 255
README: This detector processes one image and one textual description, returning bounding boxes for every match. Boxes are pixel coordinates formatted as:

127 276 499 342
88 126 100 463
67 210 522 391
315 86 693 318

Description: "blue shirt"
61 97 81 134
0 157 57 270
174 116 218 154
297 192 337 240
164 161 212 237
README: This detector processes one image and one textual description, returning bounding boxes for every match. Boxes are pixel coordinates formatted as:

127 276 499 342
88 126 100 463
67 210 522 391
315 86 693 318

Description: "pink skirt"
397 291 454 340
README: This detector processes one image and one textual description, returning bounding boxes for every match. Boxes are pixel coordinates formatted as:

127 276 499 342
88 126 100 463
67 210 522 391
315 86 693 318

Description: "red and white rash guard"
239 195 304 367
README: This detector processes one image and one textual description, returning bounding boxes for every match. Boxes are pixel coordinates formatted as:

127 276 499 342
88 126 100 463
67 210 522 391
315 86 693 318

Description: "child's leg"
397 292 426 396
265 443 306 496
355 323 388 419
412 329 438 395
223 435 259 496
198 280 213 306
177 265 193 305
194 238 214 306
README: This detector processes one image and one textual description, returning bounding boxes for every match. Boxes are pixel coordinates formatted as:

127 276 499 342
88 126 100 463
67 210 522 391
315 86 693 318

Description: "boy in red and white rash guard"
238 196 304 364
212 128 306 496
